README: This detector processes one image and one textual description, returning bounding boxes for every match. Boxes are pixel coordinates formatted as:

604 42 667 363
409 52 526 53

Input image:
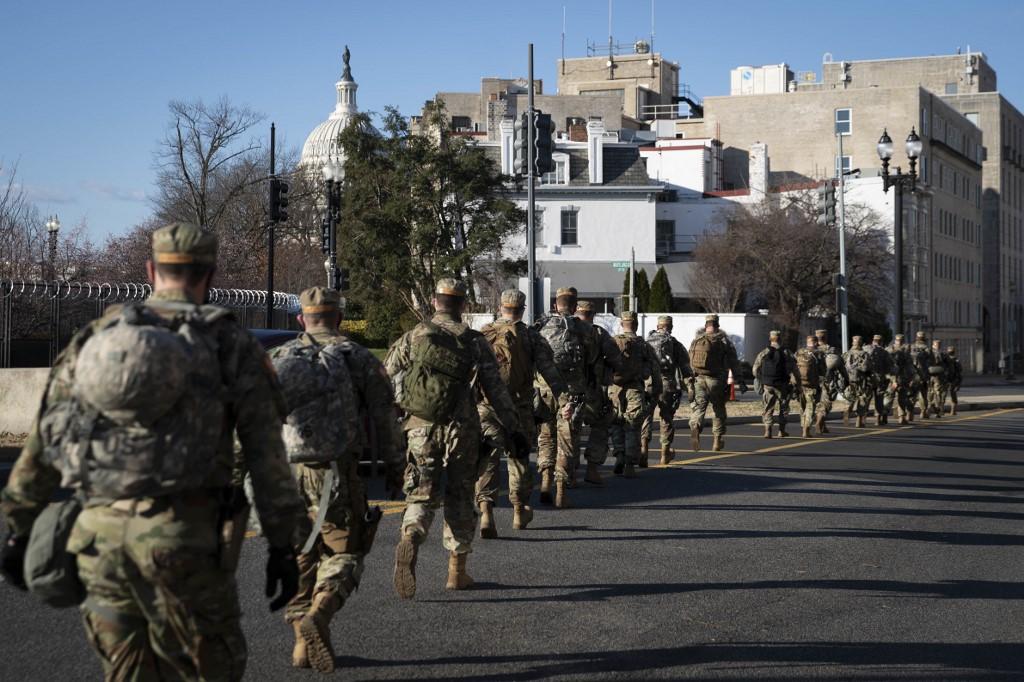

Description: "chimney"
587 119 606 184
749 142 768 195
568 117 587 142
499 118 515 175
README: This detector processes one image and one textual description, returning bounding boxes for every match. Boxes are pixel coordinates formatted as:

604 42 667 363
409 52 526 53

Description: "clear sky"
2 0 1022 241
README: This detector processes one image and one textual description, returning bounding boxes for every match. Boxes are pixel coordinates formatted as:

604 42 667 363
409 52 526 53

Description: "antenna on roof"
561 5 566 74
650 0 655 53
608 0 613 55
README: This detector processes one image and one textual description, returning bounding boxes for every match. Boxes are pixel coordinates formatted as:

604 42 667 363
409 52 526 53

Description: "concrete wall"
818 53 996 96
0 369 48 437
593 312 771 363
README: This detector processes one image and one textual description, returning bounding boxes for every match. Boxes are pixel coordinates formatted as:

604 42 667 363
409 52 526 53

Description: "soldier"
752 330 796 439
885 334 916 424
947 346 963 415
814 329 847 434
926 339 952 418
793 335 822 438
609 311 663 477
910 330 932 419
274 286 400 673
533 287 593 508
575 300 622 483
643 316 691 465
387 279 526 599
869 334 893 425
0 222 306 681
688 314 745 452
476 289 567 536
843 335 874 428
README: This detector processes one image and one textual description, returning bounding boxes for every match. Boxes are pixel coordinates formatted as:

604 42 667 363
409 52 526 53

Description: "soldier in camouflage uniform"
533 287 594 508
688 314 745 452
752 330 796 439
476 289 567 535
275 287 401 673
642 316 691 465
869 334 893 425
843 335 874 428
946 346 963 415
609 311 663 477
885 334 916 424
0 223 306 682
387 279 524 599
909 330 932 419
813 329 847 434
925 339 952 418
793 335 822 438
574 300 622 485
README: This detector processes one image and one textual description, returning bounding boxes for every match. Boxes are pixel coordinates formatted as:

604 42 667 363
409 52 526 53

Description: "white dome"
301 48 360 175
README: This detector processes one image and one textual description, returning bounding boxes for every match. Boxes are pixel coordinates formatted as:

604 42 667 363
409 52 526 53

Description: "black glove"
1 534 28 590
265 545 299 612
510 432 531 460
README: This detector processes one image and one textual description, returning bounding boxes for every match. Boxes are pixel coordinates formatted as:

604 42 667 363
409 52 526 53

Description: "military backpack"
400 321 475 422
611 334 645 386
482 322 532 402
271 340 355 464
690 333 725 377
845 349 871 381
536 314 585 385
38 303 227 501
795 350 820 388
646 331 676 379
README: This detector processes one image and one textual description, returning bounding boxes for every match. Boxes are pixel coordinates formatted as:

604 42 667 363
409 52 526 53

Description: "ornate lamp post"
877 128 922 337
321 160 343 291
45 215 61 364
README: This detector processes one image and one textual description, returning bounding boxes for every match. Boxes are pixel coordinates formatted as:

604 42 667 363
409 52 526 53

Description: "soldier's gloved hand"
0 534 28 590
265 545 299 611
510 432 531 460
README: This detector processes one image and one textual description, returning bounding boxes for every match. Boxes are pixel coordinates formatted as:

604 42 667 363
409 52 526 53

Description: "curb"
694 400 1024 427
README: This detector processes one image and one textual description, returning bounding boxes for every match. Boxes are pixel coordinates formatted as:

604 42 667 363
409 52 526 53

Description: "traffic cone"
727 370 736 402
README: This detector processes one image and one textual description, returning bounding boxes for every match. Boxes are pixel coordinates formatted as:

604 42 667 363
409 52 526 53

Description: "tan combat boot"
479 501 497 539
763 424 773 439
875 414 883 426
659 446 673 466
639 439 650 465
712 435 724 452
951 404 958 416
690 425 701 452
299 592 340 673
816 414 827 434
512 504 533 530
584 462 604 486
843 412 850 426
899 411 909 425
779 422 789 438
445 552 474 590
394 531 419 600
539 470 553 504
801 425 811 439
555 481 571 508
856 414 865 428
291 621 309 668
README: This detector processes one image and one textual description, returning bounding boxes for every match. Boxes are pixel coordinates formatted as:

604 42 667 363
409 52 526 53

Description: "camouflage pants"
609 385 646 465
928 377 949 415
913 377 930 415
401 417 480 554
476 402 536 507
641 392 680 451
817 386 835 421
845 381 871 417
885 380 912 419
760 384 791 427
537 385 578 484
873 380 889 417
286 459 367 624
70 496 246 682
689 375 728 436
581 386 614 465
797 386 819 427
950 385 960 405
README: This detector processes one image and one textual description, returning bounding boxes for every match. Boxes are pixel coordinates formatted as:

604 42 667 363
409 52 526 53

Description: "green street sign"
612 261 630 270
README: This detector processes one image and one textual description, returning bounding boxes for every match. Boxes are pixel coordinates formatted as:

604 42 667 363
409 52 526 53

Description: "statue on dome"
341 46 352 80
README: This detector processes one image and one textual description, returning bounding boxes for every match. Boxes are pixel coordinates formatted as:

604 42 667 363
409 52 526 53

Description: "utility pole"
629 247 636 313
837 133 849 353
266 123 275 328
526 43 537 323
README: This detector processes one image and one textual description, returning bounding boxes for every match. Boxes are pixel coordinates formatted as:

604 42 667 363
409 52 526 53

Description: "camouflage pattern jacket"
0 289 306 549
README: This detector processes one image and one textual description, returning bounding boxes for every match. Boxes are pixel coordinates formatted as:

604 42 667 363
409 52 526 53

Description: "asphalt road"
2 408 1023 680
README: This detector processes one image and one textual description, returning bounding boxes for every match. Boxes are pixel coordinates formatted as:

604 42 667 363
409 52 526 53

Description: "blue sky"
2 0 1021 241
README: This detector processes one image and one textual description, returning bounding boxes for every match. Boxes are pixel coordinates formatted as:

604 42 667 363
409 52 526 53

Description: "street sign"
612 260 630 271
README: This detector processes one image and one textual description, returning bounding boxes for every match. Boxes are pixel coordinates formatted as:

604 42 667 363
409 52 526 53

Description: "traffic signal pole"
526 43 537 324
266 122 276 329
837 132 848 353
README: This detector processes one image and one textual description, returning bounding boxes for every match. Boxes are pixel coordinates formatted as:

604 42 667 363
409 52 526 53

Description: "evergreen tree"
635 268 651 312
648 266 674 312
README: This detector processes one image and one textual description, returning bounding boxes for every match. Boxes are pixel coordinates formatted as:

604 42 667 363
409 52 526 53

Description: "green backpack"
612 335 645 386
400 322 475 422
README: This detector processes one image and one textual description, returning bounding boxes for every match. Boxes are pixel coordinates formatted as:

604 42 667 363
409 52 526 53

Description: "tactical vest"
759 347 788 387
691 333 725 376
39 303 228 501
611 334 645 386
400 321 475 422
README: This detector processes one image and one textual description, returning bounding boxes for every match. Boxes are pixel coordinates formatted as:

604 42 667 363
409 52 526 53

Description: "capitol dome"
301 46 361 175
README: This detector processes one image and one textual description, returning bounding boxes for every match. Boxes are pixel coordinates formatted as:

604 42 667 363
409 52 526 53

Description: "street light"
877 128 920 338
321 159 343 291
45 215 61 365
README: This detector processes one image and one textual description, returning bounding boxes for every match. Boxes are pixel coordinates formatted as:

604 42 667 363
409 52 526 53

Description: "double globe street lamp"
877 127 923 337
321 159 344 291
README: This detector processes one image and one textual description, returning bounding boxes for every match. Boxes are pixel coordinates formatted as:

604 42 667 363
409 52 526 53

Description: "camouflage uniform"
869 335 893 424
609 312 663 475
752 332 796 437
0 223 306 682
885 335 916 424
792 338 822 436
642 317 691 464
843 336 874 426
909 332 932 419
575 301 622 478
386 280 519 576
925 342 952 417
476 290 566 521
688 314 743 451
947 347 963 415
813 330 847 433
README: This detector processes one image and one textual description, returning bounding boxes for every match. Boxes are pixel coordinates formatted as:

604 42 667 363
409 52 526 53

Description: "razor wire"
0 279 300 311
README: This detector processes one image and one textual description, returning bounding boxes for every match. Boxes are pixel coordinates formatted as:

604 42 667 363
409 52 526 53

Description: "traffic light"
270 176 290 222
513 114 529 176
534 112 556 175
320 217 331 254
817 182 836 226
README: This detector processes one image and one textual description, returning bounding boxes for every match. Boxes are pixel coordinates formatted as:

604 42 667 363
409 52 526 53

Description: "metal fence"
0 279 300 368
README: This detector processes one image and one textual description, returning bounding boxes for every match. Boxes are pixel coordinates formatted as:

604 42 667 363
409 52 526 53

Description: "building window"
945 82 958 95
560 208 579 246
451 116 473 131
835 108 852 135
922 106 929 136
835 155 852 176
541 153 570 186
656 220 675 256
533 208 545 246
